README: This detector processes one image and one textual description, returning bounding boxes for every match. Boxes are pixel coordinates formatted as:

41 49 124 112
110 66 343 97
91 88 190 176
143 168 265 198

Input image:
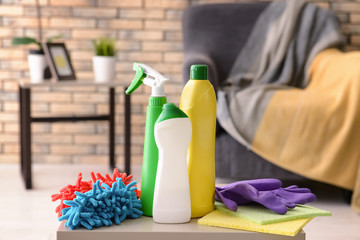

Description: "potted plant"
92 38 116 83
12 35 62 83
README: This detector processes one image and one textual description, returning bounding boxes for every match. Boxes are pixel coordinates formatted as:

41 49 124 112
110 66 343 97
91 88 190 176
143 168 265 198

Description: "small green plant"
93 38 116 57
12 35 62 52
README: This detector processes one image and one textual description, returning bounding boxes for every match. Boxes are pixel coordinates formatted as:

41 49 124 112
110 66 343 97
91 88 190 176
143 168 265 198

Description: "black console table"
18 82 131 189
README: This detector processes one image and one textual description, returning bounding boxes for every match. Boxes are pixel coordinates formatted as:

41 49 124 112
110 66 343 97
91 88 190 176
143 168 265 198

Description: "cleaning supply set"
55 63 331 236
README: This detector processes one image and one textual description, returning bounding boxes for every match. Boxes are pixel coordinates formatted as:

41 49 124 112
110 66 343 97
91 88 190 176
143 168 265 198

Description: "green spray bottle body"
126 63 168 217
141 96 166 216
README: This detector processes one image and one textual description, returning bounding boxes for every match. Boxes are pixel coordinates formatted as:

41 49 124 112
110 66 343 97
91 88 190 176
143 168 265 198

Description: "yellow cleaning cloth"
215 202 331 225
198 210 312 236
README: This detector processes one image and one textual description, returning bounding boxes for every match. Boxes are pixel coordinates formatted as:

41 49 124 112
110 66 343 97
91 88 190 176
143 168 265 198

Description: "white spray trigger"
136 63 168 97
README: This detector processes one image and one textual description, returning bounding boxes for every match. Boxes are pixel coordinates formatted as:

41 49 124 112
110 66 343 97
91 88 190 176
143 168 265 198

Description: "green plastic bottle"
126 63 168 217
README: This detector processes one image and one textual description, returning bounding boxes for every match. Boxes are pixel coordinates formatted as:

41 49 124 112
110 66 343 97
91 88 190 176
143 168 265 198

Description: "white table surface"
57 216 305 240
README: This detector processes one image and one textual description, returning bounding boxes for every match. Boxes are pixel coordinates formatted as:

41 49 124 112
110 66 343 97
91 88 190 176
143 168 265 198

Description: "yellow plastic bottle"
180 65 216 218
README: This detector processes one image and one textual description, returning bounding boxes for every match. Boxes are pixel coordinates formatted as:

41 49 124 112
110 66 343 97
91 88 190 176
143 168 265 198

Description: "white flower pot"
93 56 116 83
28 53 48 84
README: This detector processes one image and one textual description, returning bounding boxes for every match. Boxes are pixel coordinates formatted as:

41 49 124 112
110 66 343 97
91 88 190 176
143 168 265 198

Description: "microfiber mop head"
51 169 140 217
58 178 142 230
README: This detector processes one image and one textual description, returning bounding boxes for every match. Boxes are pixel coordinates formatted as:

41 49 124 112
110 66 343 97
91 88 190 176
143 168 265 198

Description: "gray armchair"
182 3 305 181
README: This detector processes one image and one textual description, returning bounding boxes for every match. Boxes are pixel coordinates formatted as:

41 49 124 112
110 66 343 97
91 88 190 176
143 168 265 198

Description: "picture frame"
42 42 76 81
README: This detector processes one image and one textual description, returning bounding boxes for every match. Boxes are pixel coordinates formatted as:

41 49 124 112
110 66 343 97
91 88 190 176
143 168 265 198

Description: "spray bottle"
126 63 168 217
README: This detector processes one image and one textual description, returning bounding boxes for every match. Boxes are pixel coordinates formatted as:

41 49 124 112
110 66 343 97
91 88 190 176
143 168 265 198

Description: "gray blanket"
217 0 345 148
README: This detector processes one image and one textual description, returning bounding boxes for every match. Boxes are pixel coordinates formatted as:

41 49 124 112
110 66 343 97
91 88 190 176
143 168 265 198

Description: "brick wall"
0 0 358 166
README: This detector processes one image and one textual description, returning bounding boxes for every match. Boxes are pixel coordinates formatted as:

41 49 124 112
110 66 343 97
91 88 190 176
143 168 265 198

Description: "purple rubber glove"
215 179 316 215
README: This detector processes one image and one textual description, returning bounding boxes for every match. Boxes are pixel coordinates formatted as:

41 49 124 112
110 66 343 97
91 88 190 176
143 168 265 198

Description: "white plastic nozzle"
135 63 169 97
